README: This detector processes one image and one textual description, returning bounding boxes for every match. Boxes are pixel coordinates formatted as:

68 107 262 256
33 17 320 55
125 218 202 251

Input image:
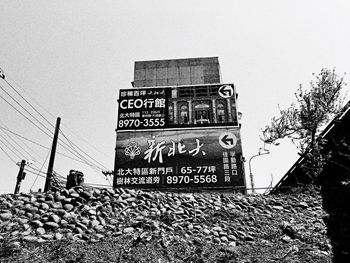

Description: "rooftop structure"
133 57 221 87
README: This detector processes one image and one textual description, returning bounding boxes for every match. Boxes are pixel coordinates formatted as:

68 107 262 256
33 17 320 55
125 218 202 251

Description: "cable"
0 83 94 164
0 129 41 164
0 90 54 138
60 130 108 171
30 149 50 191
4 73 110 159
0 83 54 136
3 78 55 129
0 143 17 163
1 68 112 185
60 130 112 186
0 136 24 161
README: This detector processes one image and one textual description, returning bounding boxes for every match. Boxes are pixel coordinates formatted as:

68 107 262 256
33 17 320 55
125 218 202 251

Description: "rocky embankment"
0 187 331 262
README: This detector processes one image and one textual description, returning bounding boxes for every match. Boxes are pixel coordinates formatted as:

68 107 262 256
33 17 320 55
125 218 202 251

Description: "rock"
0 212 12 221
228 241 236 247
282 235 292 243
23 236 38 242
41 203 49 210
213 237 221 243
123 227 134 234
212 226 223 232
203 229 211 235
94 225 104 232
55 233 63 240
31 220 44 228
221 236 229 242
50 214 60 223
36 227 46 236
44 222 59 229
63 204 74 211
298 201 309 208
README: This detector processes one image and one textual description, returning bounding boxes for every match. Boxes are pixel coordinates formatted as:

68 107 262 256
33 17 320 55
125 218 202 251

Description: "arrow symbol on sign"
219 85 233 97
221 134 234 145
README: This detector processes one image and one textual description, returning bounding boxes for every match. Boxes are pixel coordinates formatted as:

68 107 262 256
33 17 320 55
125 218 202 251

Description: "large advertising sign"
113 127 245 190
117 84 238 131
117 88 171 130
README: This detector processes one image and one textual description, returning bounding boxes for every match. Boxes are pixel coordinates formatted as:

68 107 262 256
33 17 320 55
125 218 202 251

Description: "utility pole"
14 160 26 194
44 117 61 192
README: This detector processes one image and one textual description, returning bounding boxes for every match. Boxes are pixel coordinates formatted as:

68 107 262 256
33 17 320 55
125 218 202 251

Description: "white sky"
0 0 349 194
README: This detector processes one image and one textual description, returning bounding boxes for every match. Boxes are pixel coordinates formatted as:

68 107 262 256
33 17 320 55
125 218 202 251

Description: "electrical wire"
3 78 55 129
30 149 51 191
0 82 101 165
0 143 17 163
1 68 112 185
60 129 108 171
0 129 41 164
0 83 54 136
60 130 112 186
0 136 24 161
4 73 110 159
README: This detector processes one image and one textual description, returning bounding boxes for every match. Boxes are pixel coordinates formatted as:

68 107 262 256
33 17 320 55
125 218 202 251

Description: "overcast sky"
0 0 349 194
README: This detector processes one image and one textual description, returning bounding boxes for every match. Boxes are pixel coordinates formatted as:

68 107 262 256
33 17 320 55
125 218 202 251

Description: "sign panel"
113 127 245 190
117 84 239 131
117 88 170 130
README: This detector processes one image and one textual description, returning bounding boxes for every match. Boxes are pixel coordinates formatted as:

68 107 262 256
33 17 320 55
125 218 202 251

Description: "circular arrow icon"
219 132 237 149
218 85 234 98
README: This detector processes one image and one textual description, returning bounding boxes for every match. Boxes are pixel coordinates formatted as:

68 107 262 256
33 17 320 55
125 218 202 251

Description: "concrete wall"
134 57 221 87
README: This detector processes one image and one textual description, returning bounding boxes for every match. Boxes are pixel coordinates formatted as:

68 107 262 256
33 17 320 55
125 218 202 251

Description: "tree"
262 68 347 182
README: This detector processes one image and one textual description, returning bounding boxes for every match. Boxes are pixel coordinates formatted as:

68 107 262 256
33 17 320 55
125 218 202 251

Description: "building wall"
133 57 221 87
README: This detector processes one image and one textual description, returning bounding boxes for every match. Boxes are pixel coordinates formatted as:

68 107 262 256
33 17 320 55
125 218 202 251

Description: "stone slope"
0 187 331 261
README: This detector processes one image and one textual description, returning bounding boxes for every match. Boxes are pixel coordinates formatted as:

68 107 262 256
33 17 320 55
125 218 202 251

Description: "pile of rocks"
0 187 330 253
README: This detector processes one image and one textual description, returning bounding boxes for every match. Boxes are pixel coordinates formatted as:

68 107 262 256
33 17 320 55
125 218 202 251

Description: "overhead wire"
5 73 111 159
1 68 113 187
0 143 17 163
0 81 105 167
0 127 42 164
0 125 102 164
3 78 55 129
60 129 109 171
0 135 24 161
60 130 112 186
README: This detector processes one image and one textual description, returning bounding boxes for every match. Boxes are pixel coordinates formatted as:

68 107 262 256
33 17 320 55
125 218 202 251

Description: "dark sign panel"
117 84 239 131
113 128 245 190
117 88 170 130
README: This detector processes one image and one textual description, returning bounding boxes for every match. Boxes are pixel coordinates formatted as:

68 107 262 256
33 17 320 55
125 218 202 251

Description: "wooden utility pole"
14 160 26 194
44 117 61 192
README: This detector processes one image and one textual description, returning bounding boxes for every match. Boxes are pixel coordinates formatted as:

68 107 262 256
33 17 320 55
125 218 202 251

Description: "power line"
0 143 17 163
60 130 109 171
0 88 54 138
4 73 110 159
60 130 112 186
0 128 41 164
3 78 55 128
0 125 89 164
0 82 97 164
0 136 24 161
0 83 54 136
1 68 111 183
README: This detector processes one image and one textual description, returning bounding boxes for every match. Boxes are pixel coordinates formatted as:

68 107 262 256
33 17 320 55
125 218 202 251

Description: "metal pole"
248 150 270 193
44 117 61 192
14 160 26 194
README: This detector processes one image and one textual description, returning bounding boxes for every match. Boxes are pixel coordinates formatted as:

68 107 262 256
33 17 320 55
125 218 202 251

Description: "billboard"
117 84 238 131
117 88 171 130
113 127 245 190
